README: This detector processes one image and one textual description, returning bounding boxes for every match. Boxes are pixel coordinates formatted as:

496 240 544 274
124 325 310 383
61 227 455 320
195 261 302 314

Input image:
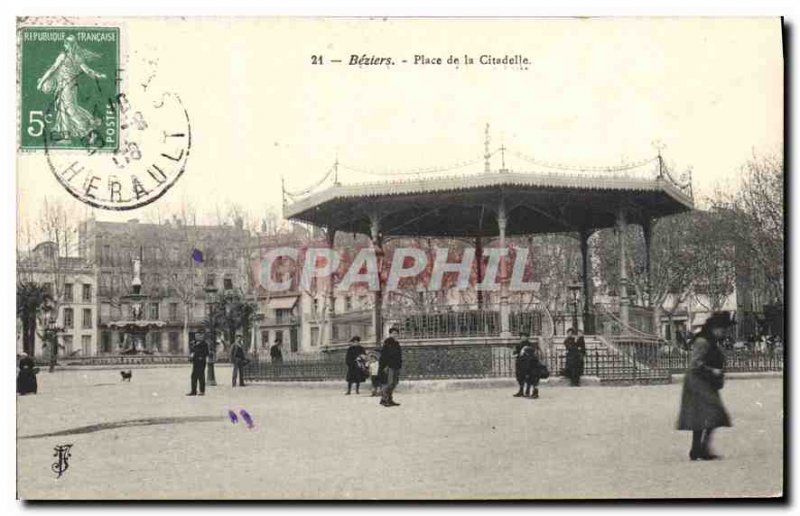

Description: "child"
367 352 381 397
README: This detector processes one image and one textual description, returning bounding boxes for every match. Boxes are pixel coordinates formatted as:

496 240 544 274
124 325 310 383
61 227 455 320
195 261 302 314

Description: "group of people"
511 332 547 398
343 327 403 407
186 334 250 396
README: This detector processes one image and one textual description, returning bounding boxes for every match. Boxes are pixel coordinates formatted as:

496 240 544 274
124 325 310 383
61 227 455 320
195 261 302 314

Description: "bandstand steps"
547 336 671 384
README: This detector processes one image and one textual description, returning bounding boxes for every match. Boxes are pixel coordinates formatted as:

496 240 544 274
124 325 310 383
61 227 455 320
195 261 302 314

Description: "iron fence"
243 340 782 383
243 344 662 382
606 339 784 374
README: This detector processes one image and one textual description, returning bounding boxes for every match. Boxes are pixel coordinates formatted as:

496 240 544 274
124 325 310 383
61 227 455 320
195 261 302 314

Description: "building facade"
17 242 98 357
80 217 253 355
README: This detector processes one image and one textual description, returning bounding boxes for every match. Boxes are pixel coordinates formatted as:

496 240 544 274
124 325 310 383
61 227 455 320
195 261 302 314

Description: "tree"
712 153 784 304
17 198 80 358
16 281 52 356
215 289 258 350
592 209 736 338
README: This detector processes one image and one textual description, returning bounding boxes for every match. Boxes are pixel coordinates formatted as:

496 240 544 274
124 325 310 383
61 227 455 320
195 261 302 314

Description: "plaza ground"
17 366 783 499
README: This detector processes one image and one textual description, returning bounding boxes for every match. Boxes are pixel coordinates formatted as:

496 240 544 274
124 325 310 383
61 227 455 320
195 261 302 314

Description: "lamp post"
45 310 58 373
204 286 218 386
568 283 581 333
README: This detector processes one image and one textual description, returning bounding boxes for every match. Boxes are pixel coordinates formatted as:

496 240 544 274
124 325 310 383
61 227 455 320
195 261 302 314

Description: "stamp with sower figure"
20 26 120 152
19 23 191 211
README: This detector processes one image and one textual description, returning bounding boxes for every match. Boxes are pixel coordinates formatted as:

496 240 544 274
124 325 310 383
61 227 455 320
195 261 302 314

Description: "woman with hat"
345 336 367 395
17 352 38 395
677 311 734 460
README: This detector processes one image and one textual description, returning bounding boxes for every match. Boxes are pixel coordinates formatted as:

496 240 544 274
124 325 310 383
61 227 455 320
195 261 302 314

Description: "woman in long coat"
345 336 367 395
563 328 585 386
17 352 38 395
677 312 734 460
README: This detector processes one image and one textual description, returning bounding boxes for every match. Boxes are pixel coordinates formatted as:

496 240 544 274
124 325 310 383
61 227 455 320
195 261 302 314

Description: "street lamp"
568 283 581 333
204 286 218 386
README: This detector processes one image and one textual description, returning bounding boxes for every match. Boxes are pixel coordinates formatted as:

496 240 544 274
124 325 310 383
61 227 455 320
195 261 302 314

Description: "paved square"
17 367 783 499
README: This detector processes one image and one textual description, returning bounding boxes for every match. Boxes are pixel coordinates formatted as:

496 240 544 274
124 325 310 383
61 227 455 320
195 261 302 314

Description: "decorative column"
498 198 511 338
617 208 630 331
642 218 653 307
369 213 384 346
475 236 484 309
579 228 594 334
325 226 337 347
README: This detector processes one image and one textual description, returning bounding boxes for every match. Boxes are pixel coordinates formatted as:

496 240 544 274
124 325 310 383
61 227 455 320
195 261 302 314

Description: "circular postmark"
41 59 191 210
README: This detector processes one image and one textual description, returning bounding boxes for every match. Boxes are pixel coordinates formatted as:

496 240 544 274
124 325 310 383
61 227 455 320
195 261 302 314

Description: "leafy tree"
16 281 53 356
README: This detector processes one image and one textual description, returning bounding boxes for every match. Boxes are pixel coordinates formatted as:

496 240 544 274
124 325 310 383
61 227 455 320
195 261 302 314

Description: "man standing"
379 327 402 407
230 334 247 388
187 337 209 396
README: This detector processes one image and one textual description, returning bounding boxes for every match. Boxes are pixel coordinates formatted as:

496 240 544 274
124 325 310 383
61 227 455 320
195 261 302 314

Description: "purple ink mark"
227 410 238 424
239 410 254 429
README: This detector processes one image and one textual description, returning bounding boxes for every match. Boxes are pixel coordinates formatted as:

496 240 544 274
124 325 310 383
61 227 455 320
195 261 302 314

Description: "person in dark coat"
17 352 38 395
345 336 367 395
270 339 284 364
512 332 531 397
677 311 734 460
187 337 209 396
379 327 402 407
563 328 586 386
230 334 247 388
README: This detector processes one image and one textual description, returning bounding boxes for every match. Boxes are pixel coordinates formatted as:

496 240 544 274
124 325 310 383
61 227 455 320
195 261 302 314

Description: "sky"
16 17 783 230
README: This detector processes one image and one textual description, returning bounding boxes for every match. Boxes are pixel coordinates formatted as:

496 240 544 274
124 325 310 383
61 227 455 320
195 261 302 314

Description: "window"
81 335 91 355
82 284 92 302
310 327 319 348
168 332 180 353
223 277 233 291
149 303 160 320
206 273 216 288
101 331 112 353
261 331 270 348
313 298 320 314
82 308 92 329
64 283 73 302
102 244 111 265
63 308 74 329
150 332 162 352
275 308 291 324
169 303 178 321
345 295 352 311
43 282 53 296
62 335 73 355
100 273 111 296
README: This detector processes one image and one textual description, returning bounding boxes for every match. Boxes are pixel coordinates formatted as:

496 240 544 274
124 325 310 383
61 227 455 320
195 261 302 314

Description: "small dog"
120 370 133 382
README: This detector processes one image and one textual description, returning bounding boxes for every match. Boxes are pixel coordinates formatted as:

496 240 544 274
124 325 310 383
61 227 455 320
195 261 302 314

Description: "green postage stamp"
19 26 119 152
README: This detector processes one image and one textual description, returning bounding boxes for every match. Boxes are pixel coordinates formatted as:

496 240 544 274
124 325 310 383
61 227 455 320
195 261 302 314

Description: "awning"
267 296 299 310
691 313 709 328
108 320 167 329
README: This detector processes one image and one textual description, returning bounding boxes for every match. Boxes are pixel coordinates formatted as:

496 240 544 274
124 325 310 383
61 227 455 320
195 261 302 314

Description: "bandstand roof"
284 171 694 237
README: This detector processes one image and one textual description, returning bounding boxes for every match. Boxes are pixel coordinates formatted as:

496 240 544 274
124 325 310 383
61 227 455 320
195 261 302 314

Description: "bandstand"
276 138 694 380
280 142 694 381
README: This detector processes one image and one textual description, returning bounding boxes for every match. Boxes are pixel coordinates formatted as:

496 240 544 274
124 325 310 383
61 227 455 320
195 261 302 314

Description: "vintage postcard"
15 16 784 500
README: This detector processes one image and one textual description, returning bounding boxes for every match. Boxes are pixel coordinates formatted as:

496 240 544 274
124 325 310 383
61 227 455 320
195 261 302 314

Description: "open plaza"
16 366 783 500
